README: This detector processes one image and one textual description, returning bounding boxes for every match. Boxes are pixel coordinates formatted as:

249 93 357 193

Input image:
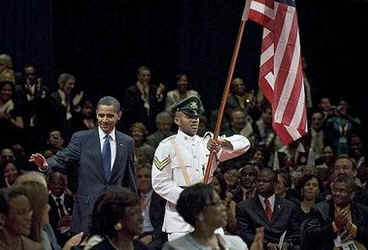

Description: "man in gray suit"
30 96 137 233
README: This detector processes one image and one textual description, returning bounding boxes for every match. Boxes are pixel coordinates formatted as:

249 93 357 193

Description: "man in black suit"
47 171 74 245
136 164 167 250
236 168 300 250
30 96 137 233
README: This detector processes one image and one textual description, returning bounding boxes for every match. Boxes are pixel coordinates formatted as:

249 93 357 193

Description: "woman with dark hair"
297 174 322 221
0 186 43 250
0 80 24 148
162 183 264 250
84 187 149 250
274 170 299 205
0 160 20 188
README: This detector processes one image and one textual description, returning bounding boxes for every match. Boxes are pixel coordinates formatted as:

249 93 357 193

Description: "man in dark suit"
136 164 167 250
30 96 137 233
236 168 300 250
301 175 368 250
47 171 74 245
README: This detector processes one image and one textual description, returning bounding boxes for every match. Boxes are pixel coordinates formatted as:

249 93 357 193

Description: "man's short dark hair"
97 96 120 113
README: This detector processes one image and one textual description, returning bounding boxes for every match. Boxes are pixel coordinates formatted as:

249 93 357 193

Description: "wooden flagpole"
203 17 247 184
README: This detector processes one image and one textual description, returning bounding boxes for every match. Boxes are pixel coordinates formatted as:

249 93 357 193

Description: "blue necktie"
102 134 111 180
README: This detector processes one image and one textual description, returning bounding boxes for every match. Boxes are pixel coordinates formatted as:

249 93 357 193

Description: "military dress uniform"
151 95 250 240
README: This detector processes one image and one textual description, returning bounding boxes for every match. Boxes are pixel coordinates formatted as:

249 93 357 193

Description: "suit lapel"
253 198 270 223
110 132 127 183
90 129 105 181
271 196 283 223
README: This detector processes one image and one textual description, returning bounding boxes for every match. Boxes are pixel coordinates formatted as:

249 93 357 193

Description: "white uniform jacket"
152 129 250 233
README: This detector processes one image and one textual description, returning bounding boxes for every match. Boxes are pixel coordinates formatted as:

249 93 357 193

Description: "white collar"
98 127 116 141
177 129 198 143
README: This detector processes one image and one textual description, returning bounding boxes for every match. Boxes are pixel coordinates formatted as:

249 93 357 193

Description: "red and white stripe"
242 0 307 144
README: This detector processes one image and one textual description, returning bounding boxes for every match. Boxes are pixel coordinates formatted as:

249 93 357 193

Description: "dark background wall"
1 0 367 117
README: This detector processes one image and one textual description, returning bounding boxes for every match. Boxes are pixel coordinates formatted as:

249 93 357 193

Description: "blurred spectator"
325 99 358 155
71 99 97 133
129 122 155 163
317 96 333 120
232 163 258 203
197 114 208 137
226 77 259 120
0 186 43 249
0 147 15 163
11 143 28 171
295 174 322 224
349 133 365 168
0 54 15 84
212 171 237 234
275 170 299 205
224 108 257 145
0 80 24 148
45 129 65 154
165 73 202 113
308 110 327 163
302 175 368 250
85 187 149 250
135 164 167 249
50 73 84 138
47 171 74 246
146 111 174 149
122 65 166 133
0 160 20 188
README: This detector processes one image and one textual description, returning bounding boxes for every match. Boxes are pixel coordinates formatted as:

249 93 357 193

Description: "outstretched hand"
250 227 264 250
29 153 48 170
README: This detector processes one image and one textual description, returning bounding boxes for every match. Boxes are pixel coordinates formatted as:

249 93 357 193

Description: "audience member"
136 164 167 249
0 160 20 188
165 73 202 113
0 54 15 83
0 186 43 250
162 183 264 250
302 175 368 250
122 65 166 132
146 111 174 149
236 168 300 249
85 187 150 250
232 164 258 203
0 80 24 148
47 171 74 245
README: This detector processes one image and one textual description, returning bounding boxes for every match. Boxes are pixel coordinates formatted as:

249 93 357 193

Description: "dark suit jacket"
49 194 74 230
236 195 300 247
46 128 137 233
301 200 368 250
143 191 167 249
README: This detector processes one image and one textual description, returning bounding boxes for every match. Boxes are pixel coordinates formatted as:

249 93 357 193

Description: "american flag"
242 0 307 144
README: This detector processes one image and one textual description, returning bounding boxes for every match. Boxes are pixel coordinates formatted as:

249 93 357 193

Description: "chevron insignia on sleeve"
153 156 170 171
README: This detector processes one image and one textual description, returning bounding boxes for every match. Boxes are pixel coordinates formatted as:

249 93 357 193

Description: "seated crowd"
0 53 367 250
